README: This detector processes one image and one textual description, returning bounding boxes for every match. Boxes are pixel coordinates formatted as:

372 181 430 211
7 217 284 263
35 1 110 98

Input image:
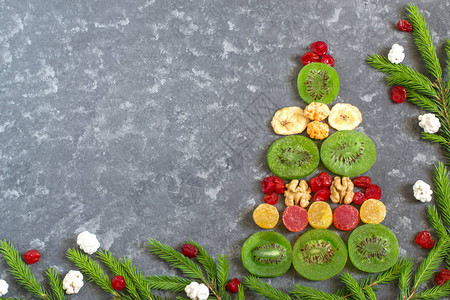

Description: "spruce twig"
144 275 191 292
414 281 450 299
433 162 450 226
244 275 291 300
45 268 66 300
186 241 217 289
121 256 155 300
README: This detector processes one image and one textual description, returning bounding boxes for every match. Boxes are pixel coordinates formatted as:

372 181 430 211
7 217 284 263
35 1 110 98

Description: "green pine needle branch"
45 268 66 300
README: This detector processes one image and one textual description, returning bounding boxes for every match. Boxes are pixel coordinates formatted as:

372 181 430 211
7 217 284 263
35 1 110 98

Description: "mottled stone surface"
0 0 449 298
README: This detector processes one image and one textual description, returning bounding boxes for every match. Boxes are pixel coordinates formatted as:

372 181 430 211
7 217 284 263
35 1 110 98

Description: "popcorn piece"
0 279 8 297
185 282 209 300
418 113 441 134
77 231 100 255
63 270 84 294
413 180 433 202
388 44 405 64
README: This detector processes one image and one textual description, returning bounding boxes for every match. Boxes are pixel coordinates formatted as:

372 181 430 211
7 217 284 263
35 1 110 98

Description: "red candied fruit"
314 188 330 202
308 177 322 193
415 231 435 249
397 20 413 32
282 205 308 232
333 205 360 231
320 54 335 67
365 184 382 200
318 172 332 188
310 41 328 56
24 250 40 264
353 191 367 205
302 52 320 65
435 269 450 286
181 244 198 258
262 176 284 194
353 176 372 188
392 86 407 104
226 278 240 293
111 275 126 291
264 193 278 205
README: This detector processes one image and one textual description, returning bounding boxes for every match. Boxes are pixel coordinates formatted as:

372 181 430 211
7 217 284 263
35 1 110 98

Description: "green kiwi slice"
320 130 376 177
267 135 320 180
297 62 340 104
241 231 292 277
348 224 399 273
292 229 347 281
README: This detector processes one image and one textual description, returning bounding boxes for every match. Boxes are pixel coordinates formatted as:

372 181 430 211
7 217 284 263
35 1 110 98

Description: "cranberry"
226 278 240 293
320 55 335 67
397 20 413 32
365 184 382 200
353 176 372 188
353 191 367 205
391 86 407 103
262 176 284 194
435 269 450 286
314 188 330 202
318 172 332 188
24 250 40 264
273 177 285 194
308 177 322 193
310 41 328 56
264 193 278 205
181 244 198 258
111 275 126 291
415 231 435 249
301 52 320 65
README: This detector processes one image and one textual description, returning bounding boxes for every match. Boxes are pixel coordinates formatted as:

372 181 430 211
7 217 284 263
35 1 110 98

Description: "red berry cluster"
301 41 335 67
309 172 332 202
262 176 285 205
435 269 450 286
415 231 435 249
352 176 382 205
24 249 40 264
397 19 413 32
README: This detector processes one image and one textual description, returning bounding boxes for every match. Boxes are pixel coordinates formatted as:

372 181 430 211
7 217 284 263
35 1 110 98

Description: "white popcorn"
388 44 405 64
62 270 84 294
413 180 433 202
418 113 441 134
185 282 209 300
77 231 100 255
0 279 9 296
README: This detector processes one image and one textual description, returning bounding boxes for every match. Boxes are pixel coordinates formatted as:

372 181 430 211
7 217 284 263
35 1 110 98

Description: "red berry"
353 176 372 188
391 86 407 103
353 191 367 205
308 177 322 193
314 188 330 202
318 172 332 188
301 52 320 65
273 177 285 194
262 176 284 194
415 231 435 249
181 244 198 258
24 250 40 264
365 184 382 200
111 275 126 291
226 278 240 293
320 54 335 67
397 20 413 32
264 193 278 205
310 41 328 56
435 269 450 286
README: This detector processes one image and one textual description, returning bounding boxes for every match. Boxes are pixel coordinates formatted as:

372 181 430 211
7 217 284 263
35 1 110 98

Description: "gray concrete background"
1 0 449 299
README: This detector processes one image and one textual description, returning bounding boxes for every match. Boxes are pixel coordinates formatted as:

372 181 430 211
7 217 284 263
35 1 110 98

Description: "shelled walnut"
284 179 311 208
330 176 354 204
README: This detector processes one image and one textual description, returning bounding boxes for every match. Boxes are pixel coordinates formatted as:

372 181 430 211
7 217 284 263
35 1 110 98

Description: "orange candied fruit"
307 121 329 140
360 199 386 224
303 102 330 121
307 201 333 229
253 203 279 229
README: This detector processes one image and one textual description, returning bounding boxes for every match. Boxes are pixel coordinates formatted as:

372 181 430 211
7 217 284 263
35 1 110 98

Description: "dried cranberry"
226 278 240 293
111 275 126 291
308 177 322 193
24 250 40 264
262 176 284 194
273 177 285 194
435 269 450 286
302 52 320 65
310 41 328 56
353 176 372 188
314 188 330 202
264 193 278 205
397 20 413 32
320 54 335 67
391 86 407 103
181 244 198 258
365 184 382 200
415 231 435 249
318 172 332 188
353 191 367 205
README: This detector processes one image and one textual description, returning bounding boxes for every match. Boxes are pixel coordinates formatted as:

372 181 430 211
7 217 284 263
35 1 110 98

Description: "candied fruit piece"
307 121 329 140
253 204 279 229
303 102 331 121
360 199 386 224
307 201 333 229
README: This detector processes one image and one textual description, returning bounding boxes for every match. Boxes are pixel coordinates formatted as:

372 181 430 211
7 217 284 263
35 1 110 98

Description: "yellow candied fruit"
307 121 329 140
307 202 333 229
253 203 279 229
303 102 330 121
360 199 386 224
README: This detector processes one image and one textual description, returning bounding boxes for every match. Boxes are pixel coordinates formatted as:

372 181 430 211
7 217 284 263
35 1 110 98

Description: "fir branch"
363 286 377 300
433 162 450 226
339 273 366 300
290 284 340 300
406 3 442 79
421 133 448 145
427 205 449 239
0 240 52 300
398 258 414 299
45 268 65 300
121 256 155 300
236 284 245 300
216 254 229 294
407 89 440 113
413 281 450 299
144 275 190 292
244 275 291 300
187 240 217 289
445 40 450 91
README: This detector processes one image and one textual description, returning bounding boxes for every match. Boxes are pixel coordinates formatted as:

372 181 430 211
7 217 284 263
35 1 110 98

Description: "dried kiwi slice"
297 62 340 104
241 231 292 277
292 229 347 281
267 135 320 180
320 130 376 177
348 224 399 273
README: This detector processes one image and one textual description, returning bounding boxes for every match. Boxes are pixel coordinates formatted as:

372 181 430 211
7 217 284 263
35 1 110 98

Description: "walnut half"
330 176 354 204
284 179 311 208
